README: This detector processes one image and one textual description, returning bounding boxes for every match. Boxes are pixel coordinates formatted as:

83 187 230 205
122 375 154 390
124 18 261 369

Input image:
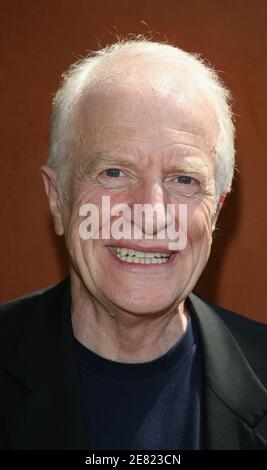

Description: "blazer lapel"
188 293 267 449
3 277 88 449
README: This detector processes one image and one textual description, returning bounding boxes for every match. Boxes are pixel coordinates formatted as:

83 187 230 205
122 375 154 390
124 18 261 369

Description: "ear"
40 165 65 236
212 188 231 231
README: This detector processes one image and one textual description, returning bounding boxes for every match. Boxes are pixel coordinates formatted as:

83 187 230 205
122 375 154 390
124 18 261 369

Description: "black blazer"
0 277 266 450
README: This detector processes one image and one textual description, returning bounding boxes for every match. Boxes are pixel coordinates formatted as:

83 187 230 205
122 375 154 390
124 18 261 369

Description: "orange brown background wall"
0 0 266 323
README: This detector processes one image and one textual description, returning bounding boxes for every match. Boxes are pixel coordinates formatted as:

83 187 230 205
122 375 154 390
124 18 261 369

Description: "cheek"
65 217 83 260
63 201 92 259
185 199 214 246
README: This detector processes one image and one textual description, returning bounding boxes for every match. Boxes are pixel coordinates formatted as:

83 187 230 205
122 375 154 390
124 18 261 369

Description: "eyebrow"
76 152 138 179
167 157 213 178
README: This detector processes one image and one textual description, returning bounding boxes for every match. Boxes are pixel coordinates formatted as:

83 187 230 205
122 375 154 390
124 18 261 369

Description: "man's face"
56 82 219 315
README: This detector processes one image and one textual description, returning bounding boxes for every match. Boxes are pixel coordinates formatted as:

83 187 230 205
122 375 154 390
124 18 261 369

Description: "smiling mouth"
109 246 172 264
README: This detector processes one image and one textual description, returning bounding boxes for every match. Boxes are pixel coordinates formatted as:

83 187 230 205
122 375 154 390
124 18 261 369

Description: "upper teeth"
111 246 171 264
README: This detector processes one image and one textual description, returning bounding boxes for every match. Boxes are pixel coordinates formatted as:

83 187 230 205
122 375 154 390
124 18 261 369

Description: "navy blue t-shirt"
74 312 204 450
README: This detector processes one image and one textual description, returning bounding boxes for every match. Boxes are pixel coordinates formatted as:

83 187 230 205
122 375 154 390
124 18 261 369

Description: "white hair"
48 36 235 203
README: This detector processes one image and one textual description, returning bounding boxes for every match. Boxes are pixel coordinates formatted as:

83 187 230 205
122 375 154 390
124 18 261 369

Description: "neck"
70 272 189 364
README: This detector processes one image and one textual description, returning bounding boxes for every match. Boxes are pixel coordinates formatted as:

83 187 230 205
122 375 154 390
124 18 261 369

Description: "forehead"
71 81 218 162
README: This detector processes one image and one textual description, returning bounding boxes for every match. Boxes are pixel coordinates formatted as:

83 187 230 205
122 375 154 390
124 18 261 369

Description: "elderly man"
0 38 266 451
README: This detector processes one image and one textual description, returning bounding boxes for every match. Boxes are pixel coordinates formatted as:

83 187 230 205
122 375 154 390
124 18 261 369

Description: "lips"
111 246 171 264
106 241 176 253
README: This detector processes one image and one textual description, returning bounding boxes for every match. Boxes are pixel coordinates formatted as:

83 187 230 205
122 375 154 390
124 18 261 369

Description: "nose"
132 180 168 238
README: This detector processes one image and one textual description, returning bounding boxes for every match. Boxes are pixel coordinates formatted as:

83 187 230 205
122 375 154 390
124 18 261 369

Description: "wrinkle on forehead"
69 124 217 173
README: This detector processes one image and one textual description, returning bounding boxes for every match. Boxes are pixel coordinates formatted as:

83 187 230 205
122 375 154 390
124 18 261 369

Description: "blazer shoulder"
0 284 54 321
191 292 267 387
0 282 60 366
206 297 267 336
190 291 267 332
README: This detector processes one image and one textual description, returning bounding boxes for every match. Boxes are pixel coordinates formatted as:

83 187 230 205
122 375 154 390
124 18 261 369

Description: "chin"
108 289 179 315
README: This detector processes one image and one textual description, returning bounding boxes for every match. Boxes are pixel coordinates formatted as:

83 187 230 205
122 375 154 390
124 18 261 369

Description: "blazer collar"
3 277 267 449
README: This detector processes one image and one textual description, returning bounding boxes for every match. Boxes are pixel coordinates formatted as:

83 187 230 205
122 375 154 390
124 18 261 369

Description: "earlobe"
40 165 65 236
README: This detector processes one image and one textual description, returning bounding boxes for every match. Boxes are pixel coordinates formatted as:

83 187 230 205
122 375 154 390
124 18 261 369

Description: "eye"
104 168 124 177
176 175 193 184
